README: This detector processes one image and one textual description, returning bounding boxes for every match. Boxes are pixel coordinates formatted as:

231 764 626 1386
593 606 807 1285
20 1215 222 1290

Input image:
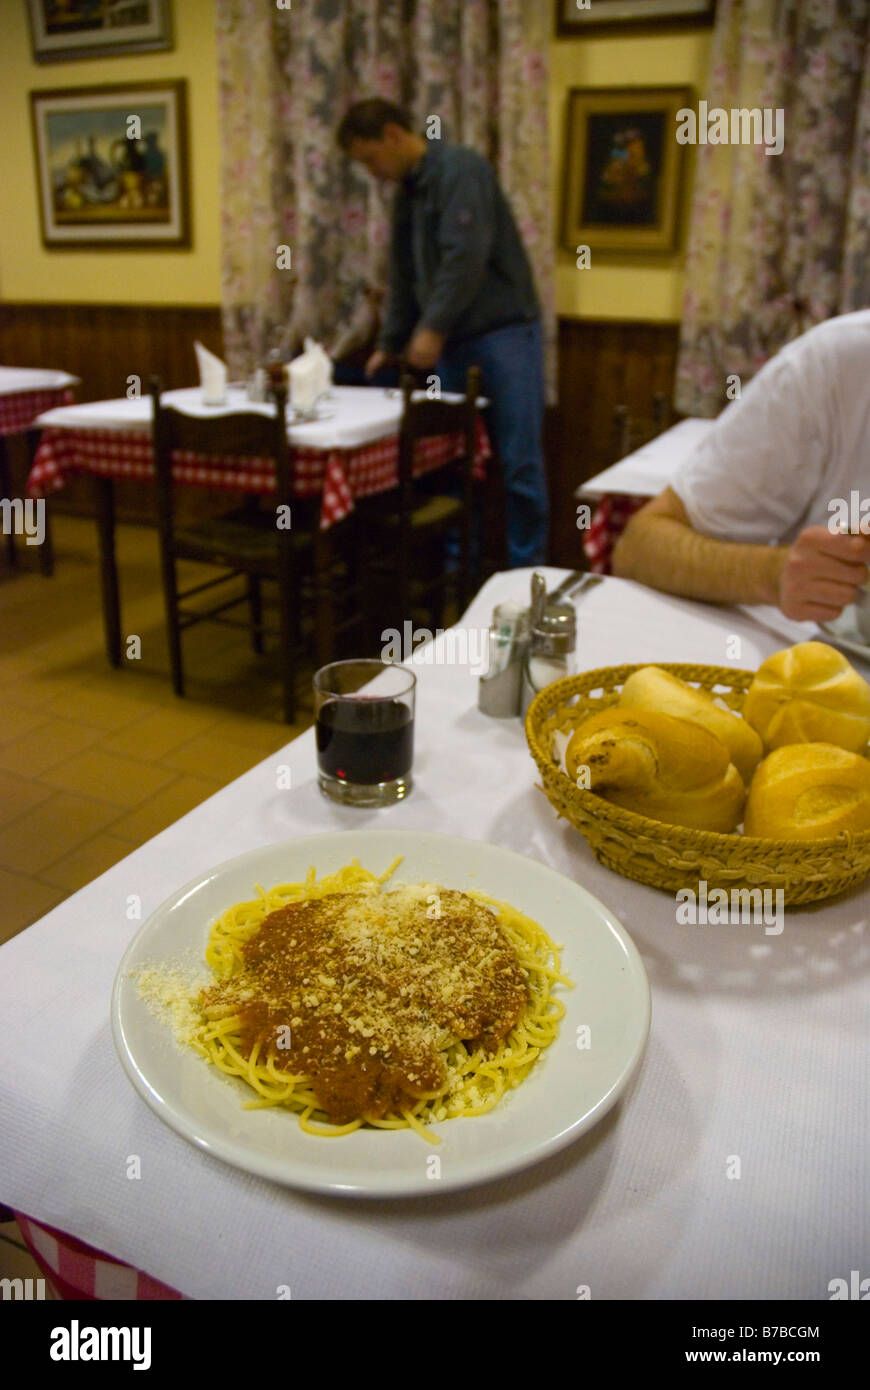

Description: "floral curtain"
675 0 870 416
215 0 555 397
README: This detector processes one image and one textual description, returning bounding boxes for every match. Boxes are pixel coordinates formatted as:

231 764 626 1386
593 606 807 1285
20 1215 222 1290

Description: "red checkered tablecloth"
0 388 75 438
27 418 490 530
582 493 648 574
13 1210 183 1301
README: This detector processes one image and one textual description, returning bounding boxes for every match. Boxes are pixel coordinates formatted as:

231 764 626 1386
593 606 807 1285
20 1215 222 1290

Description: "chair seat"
173 510 312 570
372 492 462 531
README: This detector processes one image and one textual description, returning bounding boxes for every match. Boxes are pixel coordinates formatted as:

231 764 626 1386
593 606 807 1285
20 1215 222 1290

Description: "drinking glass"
313 660 416 807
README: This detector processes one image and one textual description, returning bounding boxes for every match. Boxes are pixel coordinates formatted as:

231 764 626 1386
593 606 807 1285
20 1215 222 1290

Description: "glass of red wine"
313 659 416 807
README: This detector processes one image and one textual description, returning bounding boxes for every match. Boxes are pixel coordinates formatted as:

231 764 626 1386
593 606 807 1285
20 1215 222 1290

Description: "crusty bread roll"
743 642 870 754
565 708 746 833
744 743 870 839
619 664 763 783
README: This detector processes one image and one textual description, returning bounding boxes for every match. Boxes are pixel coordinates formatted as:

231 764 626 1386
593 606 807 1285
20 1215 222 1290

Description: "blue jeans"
437 318 548 568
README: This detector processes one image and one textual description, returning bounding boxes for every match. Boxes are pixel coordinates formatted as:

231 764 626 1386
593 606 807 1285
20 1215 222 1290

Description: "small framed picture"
27 1 173 64
31 81 190 249
556 0 715 35
560 86 691 254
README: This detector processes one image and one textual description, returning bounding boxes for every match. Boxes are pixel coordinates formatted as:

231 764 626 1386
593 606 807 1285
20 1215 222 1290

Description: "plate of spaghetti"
111 830 649 1196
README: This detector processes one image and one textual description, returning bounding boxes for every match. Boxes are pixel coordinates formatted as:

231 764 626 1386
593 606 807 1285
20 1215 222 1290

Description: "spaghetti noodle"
161 860 571 1141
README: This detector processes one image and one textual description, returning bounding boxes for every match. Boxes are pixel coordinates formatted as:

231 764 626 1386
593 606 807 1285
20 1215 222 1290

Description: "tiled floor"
1 512 318 1286
0 512 313 945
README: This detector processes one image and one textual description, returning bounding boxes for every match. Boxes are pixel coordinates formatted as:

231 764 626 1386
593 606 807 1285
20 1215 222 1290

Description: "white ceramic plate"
111 830 650 1197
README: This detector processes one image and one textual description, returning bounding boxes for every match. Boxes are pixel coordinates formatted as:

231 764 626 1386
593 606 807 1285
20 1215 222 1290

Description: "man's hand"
777 525 870 622
364 349 390 379
405 327 445 371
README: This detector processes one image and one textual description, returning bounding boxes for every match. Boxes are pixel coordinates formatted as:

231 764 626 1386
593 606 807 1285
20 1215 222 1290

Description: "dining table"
577 417 714 574
1 569 867 1302
26 384 490 667
0 365 79 574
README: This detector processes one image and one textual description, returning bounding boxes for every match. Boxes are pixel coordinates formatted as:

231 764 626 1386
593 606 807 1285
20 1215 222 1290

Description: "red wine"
316 698 414 784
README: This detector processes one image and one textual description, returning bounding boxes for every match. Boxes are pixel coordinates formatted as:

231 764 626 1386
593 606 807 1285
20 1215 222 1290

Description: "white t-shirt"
671 310 870 544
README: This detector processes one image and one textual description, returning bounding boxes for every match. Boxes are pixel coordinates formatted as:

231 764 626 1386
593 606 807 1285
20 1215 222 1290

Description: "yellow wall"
550 29 712 321
0 0 221 305
0 8 708 319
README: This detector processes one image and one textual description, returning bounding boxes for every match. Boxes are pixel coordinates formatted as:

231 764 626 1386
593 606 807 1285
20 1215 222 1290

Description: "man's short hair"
336 98 412 150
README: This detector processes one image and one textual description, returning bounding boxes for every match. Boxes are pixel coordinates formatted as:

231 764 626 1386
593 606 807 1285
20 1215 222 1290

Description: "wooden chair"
362 365 481 630
149 377 315 722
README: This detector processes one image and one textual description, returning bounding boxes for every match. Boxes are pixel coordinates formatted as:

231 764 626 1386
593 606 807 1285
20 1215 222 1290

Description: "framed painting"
27 0 173 63
560 87 691 254
31 80 190 249
556 0 715 37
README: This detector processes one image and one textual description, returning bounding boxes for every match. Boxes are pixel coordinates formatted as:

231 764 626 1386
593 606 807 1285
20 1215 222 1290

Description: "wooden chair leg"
248 574 263 653
277 545 296 724
0 442 16 570
39 502 54 577
155 533 184 697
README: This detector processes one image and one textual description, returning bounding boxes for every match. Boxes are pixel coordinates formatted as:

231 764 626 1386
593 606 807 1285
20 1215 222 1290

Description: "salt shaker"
520 573 577 717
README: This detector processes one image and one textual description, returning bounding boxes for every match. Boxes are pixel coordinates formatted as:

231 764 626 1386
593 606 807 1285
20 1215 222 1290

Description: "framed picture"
31 81 190 249
560 87 691 254
556 0 715 36
27 1 173 64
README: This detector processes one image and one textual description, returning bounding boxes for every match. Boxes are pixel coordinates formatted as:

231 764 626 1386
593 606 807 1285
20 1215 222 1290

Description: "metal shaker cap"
531 599 576 656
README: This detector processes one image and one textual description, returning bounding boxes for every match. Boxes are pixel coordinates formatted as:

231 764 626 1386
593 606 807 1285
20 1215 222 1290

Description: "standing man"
336 98 549 568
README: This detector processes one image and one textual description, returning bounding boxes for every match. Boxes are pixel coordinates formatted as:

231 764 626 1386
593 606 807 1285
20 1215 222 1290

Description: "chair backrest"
149 377 292 527
396 365 481 505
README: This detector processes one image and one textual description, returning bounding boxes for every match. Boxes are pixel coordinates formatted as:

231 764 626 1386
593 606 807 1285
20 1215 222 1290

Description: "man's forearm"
613 514 788 606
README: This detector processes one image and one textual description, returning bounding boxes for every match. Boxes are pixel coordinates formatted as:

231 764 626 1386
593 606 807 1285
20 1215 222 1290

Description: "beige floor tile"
0 673 72 711
42 681 161 732
110 775 223 842
0 705 52 746
102 705 221 761
159 731 271 782
0 719 105 778
0 769 53 829
39 834 135 893
0 792 119 875
0 867 68 943
209 710 312 751
38 748 178 808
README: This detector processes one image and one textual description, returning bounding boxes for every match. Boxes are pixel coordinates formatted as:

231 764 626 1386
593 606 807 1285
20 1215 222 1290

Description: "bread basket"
525 663 870 906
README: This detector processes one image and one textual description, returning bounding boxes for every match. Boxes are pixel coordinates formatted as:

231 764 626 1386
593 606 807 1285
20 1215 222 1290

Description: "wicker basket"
525 663 870 907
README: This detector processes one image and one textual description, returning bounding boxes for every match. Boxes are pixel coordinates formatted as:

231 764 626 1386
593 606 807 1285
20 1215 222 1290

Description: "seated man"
612 310 870 624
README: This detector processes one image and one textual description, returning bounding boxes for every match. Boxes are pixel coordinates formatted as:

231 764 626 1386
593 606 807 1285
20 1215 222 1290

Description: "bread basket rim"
525 661 870 852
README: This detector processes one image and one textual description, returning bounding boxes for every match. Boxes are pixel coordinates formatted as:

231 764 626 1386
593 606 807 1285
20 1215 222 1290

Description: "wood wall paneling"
1 305 681 561
0 302 224 523
548 317 681 568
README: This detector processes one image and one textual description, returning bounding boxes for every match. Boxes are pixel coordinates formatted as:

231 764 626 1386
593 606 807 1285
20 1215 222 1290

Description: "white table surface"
577 418 715 499
0 366 79 395
34 385 471 452
1 572 868 1300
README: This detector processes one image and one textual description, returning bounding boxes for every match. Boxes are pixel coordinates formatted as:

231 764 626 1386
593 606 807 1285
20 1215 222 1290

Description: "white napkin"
304 337 334 396
287 352 321 413
194 340 228 406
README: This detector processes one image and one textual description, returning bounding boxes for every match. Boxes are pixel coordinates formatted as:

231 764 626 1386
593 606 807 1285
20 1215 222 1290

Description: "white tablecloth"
0 366 79 395
1 572 867 1300
578 418 714 499
34 385 470 451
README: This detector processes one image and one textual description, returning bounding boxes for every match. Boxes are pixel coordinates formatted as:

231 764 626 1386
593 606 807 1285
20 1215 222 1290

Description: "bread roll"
744 743 870 839
565 708 746 833
743 642 870 754
620 664 763 783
